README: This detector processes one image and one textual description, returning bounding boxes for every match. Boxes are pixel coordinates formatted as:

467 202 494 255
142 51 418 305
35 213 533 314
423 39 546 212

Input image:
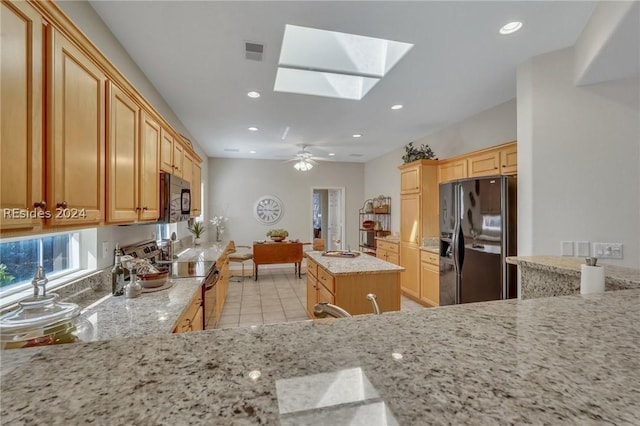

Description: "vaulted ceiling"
88 1 598 163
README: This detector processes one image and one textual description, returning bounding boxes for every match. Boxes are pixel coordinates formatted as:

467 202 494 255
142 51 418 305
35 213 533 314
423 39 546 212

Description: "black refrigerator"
439 176 517 305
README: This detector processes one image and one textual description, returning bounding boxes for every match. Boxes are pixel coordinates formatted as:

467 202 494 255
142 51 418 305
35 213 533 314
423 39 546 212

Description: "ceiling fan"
284 145 326 171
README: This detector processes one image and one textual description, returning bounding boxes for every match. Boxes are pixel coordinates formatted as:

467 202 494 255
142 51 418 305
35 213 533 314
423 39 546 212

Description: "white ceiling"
88 1 597 163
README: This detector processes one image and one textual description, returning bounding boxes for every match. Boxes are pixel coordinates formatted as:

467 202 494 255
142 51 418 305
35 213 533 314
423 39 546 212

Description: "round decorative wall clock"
254 195 283 224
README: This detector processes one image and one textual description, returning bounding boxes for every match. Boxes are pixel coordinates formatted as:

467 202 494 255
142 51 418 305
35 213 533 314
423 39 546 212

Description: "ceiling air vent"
245 42 264 61
224 148 240 152
349 154 364 157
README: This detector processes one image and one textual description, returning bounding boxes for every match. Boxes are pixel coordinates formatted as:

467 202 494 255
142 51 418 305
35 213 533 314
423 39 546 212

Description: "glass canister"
0 293 94 350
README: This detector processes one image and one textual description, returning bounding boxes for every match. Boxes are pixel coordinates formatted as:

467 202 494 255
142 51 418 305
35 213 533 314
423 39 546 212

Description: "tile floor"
215 267 426 329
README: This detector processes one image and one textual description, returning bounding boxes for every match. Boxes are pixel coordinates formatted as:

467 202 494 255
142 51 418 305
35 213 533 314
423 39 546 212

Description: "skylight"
274 25 413 100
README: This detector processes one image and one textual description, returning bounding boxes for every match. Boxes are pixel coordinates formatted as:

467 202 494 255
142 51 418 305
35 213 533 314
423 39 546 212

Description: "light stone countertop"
80 277 204 341
305 251 405 275
172 241 229 262
1 289 639 424
420 245 439 254
507 256 640 289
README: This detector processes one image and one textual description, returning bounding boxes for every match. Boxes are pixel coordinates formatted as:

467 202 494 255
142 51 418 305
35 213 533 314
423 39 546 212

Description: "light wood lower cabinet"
420 250 440 306
376 240 400 265
0 0 45 232
305 257 401 317
174 286 204 333
215 255 230 326
400 243 420 299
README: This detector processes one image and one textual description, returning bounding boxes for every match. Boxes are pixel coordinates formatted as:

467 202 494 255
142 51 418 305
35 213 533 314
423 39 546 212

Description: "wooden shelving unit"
359 196 391 256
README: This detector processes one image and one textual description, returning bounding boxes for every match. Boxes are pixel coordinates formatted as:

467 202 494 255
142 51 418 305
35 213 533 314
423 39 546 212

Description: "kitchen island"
2 288 638 424
305 251 404 316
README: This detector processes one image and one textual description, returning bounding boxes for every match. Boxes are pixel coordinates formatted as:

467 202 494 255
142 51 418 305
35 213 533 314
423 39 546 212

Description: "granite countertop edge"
506 255 640 287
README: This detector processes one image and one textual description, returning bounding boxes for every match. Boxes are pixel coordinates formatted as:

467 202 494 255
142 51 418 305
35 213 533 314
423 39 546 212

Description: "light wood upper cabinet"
0 1 45 232
183 152 194 185
48 27 105 226
500 143 518 175
160 128 174 173
468 150 501 177
106 82 140 223
467 142 517 178
139 111 161 221
173 141 184 178
438 159 467 183
191 163 202 218
400 164 420 194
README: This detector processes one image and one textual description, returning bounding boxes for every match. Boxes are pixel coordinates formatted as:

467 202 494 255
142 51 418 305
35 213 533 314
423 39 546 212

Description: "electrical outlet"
592 242 623 259
561 241 574 256
575 241 590 257
102 241 109 258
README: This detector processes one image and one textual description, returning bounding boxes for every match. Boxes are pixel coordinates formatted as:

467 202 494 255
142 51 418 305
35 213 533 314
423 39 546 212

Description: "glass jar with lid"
0 267 94 349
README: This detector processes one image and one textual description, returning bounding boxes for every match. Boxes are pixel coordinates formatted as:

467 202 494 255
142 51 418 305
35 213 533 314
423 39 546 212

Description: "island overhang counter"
1 288 638 424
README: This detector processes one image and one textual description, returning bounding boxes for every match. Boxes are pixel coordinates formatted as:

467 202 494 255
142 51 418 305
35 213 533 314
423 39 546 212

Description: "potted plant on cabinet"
266 229 288 242
188 221 206 245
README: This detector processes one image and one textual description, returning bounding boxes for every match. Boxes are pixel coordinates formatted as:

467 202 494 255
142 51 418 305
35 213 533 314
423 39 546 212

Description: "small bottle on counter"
125 268 142 299
111 244 125 296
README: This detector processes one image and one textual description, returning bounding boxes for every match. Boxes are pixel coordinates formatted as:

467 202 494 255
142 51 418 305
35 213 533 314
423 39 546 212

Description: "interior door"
326 189 342 250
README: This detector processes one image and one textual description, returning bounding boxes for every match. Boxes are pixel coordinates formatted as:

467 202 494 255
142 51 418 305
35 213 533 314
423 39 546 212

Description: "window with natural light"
0 232 81 297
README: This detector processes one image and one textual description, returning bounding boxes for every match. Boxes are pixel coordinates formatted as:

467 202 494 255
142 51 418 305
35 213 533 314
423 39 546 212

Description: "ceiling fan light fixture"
294 160 313 171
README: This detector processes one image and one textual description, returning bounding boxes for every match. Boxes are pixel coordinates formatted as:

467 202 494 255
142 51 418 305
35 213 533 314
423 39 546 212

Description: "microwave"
159 173 191 223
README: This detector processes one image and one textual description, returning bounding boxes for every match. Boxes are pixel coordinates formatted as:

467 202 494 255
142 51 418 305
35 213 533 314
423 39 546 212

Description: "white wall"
364 100 517 234
208 158 364 250
517 47 640 267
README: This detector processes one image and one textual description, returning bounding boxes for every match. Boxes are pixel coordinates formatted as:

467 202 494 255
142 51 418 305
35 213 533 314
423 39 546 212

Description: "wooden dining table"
252 241 304 280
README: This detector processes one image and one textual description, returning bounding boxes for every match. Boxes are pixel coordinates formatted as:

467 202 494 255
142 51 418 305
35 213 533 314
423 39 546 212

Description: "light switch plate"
102 241 109 259
575 241 590 257
561 241 574 256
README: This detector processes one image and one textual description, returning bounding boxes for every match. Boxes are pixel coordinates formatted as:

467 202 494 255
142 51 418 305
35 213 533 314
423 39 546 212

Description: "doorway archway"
311 187 345 251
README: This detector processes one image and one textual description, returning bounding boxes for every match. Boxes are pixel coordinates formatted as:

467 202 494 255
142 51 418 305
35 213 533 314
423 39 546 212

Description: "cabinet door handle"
56 201 67 208
136 207 141 211
494 166 498 169
502 164 506 167
142 207 148 211
33 200 46 209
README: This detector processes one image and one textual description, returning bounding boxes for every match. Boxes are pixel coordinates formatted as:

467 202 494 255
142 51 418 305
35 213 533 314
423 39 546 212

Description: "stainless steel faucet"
313 302 352 318
313 293 382 318
31 266 48 298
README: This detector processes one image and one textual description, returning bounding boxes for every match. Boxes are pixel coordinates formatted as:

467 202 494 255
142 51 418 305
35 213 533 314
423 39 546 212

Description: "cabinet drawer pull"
33 200 46 209
56 201 67 208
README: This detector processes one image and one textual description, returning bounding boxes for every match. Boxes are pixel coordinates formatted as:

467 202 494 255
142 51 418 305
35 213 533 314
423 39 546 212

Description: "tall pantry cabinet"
398 160 439 300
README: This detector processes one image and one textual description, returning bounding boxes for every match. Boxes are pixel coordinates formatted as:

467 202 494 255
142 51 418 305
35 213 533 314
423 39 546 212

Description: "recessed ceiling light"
247 91 261 98
352 134 362 138
391 104 403 110
249 150 257 154
328 153 335 156
499 21 523 35
248 127 259 131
